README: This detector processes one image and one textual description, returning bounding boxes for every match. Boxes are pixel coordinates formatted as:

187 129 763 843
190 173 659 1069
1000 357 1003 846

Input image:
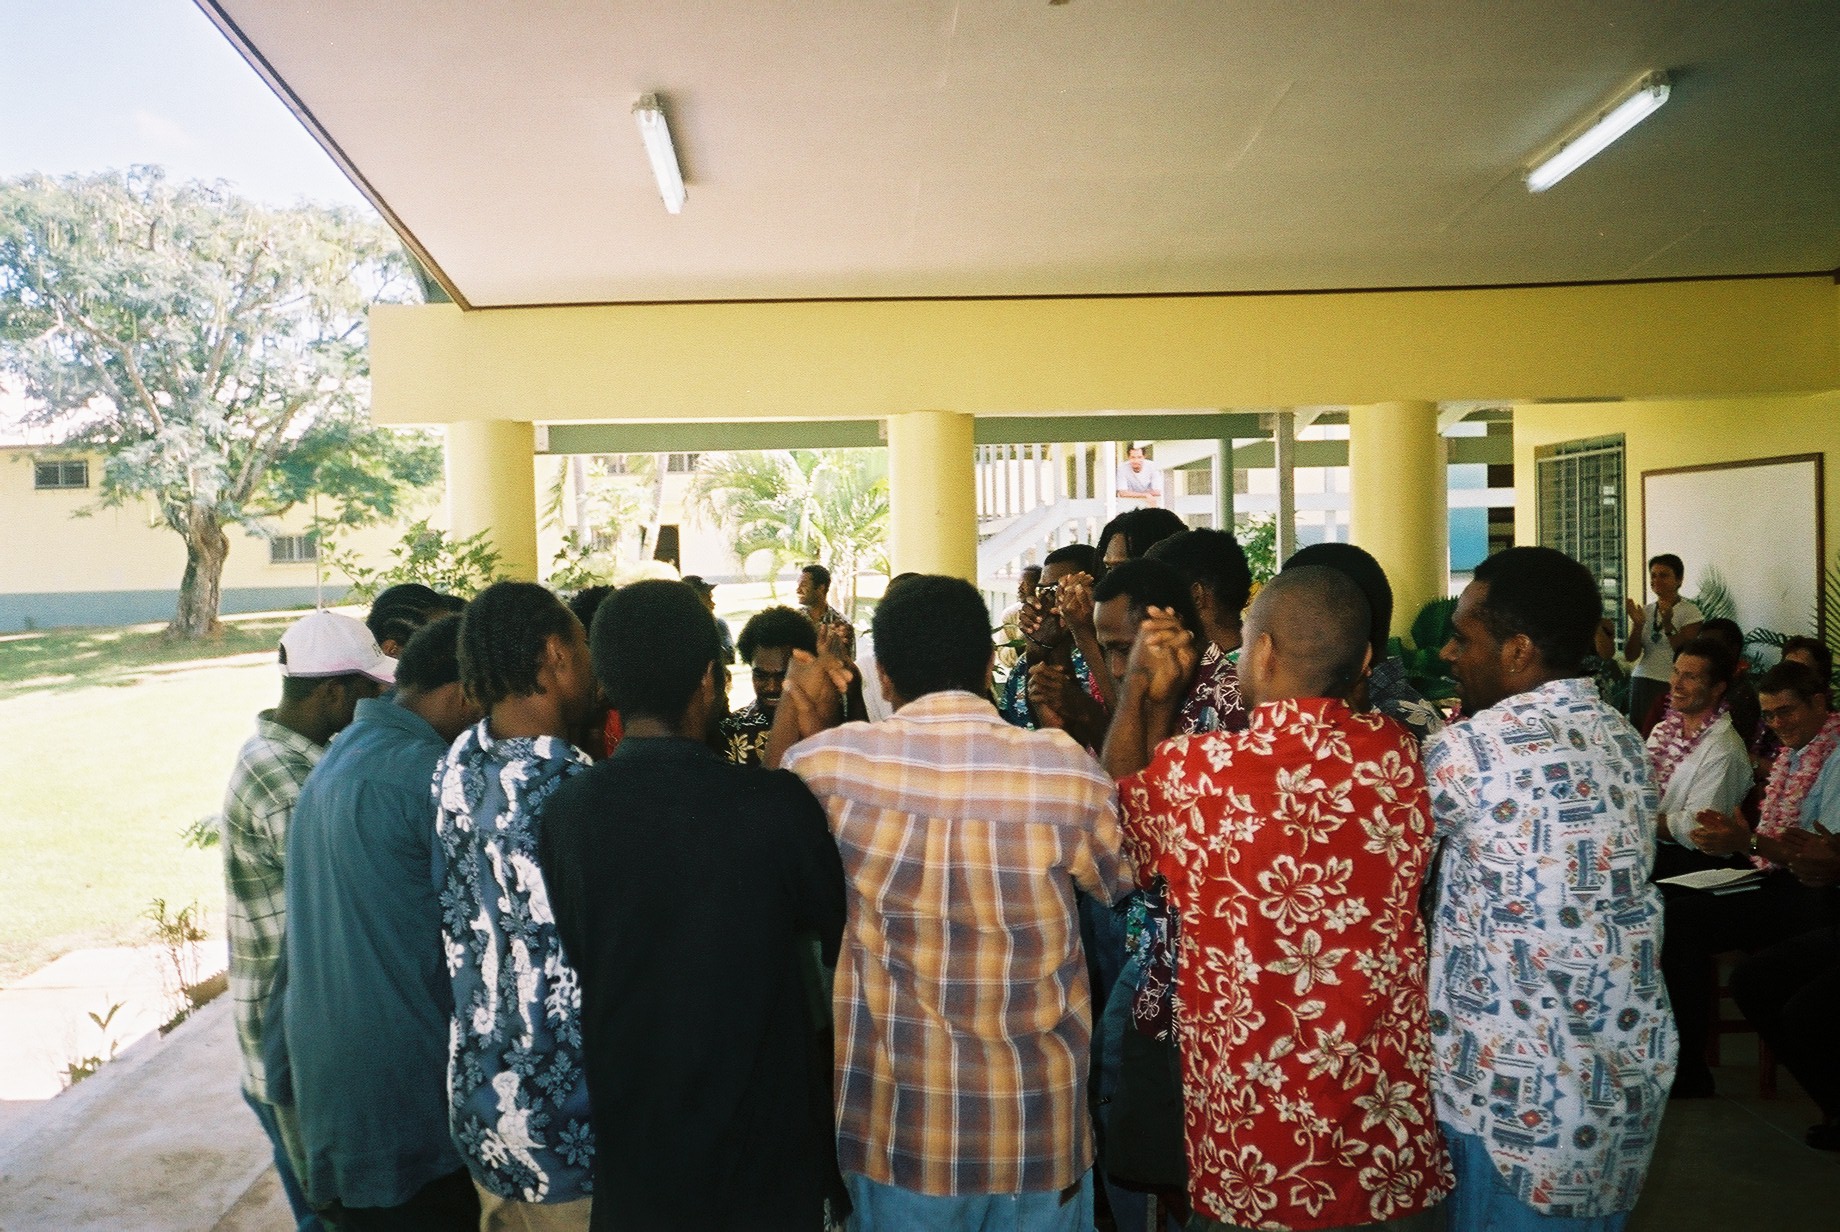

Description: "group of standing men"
220 522 1764 1232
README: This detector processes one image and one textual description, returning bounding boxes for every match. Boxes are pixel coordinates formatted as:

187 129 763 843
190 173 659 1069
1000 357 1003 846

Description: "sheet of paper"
1656 867 1764 893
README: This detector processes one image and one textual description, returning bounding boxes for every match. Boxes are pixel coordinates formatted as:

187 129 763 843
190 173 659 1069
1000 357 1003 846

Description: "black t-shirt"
540 736 847 1232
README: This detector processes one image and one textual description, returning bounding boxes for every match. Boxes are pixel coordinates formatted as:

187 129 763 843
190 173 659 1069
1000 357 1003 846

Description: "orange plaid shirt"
783 690 1131 1195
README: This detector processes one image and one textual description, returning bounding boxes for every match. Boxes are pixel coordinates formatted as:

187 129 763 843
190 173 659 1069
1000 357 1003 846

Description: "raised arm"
1100 607 1197 781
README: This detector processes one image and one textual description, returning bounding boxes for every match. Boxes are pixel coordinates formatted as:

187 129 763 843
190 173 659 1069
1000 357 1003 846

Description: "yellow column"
1348 401 1445 640
887 410 978 581
445 420 539 582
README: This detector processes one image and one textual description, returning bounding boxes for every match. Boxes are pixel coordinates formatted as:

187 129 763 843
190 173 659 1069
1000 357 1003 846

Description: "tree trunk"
646 453 668 565
170 511 229 639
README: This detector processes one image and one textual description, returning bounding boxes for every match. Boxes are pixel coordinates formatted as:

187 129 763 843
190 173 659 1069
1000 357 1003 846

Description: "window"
269 533 318 564
666 452 701 473
34 460 88 490
1536 436 1625 633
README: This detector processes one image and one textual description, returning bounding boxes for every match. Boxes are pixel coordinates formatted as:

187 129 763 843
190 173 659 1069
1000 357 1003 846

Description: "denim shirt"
434 720 595 1202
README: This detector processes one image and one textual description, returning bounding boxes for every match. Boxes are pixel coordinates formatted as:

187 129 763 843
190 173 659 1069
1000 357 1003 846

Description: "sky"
1 0 376 428
0 0 373 210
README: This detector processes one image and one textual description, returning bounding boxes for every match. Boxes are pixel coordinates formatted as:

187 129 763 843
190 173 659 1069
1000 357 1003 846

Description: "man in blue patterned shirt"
1427 547 1676 1231
435 582 599 1230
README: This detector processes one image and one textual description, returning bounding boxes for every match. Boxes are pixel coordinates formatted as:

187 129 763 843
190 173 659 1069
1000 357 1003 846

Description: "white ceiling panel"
201 0 1840 307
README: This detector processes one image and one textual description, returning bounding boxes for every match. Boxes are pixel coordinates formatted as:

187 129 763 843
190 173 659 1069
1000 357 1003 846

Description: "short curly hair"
592 580 720 723
872 575 993 699
737 606 817 664
1096 507 1186 568
458 582 579 710
396 613 464 692
1472 547 1600 676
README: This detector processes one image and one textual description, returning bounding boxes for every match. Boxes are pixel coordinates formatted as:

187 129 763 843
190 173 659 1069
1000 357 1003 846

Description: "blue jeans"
845 1170 1093 1232
1442 1125 1628 1232
242 1089 321 1232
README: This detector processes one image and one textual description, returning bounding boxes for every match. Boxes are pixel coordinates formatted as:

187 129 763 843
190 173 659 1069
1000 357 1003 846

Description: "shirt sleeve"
1667 728 1754 847
1423 726 1480 843
1069 777 1133 906
1676 600 1704 626
1117 754 1178 893
1804 747 1840 832
774 771 848 964
244 780 293 875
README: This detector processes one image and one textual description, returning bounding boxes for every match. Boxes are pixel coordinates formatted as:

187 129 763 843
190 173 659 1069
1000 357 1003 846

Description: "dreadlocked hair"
458 581 579 710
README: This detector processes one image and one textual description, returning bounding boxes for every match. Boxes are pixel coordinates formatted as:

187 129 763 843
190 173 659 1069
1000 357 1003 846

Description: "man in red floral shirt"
1110 566 1452 1231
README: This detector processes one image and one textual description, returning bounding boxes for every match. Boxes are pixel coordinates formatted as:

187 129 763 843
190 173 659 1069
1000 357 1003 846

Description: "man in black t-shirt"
540 580 847 1232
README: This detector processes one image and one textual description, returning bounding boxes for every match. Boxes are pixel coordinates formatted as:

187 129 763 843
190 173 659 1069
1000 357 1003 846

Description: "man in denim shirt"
284 615 481 1229
435 583 598 1230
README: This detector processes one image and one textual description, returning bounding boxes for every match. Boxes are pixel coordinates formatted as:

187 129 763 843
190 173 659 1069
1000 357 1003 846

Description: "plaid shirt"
222 710 323 1101
783 691 1131 1196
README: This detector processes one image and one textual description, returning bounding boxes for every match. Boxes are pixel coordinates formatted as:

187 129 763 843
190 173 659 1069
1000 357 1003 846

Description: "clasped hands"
1690 809 1840 886
1124 607 1199 708
779 634 857 740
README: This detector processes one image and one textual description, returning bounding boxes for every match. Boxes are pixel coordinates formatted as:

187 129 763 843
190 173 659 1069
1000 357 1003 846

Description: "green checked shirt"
222 710 323 1102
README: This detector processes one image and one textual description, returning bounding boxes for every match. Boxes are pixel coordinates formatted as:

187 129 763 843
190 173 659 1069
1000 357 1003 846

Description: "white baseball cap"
279 611 398 685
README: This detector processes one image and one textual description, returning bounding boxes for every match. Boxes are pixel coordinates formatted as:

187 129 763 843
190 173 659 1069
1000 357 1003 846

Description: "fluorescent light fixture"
632 94 686 214
1525 71 1670 193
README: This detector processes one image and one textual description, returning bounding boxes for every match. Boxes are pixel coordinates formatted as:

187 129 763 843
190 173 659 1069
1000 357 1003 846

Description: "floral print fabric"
434 721 595 1203
719 699 773 768
1120 698 1451 1229
1423 677 1676 1218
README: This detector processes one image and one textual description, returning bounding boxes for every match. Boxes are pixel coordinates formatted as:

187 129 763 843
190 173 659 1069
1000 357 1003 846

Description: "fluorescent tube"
1526 72 1670 193
632 94 686 214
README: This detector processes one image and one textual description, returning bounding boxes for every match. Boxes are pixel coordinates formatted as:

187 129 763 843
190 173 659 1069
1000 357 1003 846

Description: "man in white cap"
222 609 395 1231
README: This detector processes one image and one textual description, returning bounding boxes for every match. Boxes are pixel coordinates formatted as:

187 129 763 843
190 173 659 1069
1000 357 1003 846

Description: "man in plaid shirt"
222 611 395 1230
772 574 1131 1232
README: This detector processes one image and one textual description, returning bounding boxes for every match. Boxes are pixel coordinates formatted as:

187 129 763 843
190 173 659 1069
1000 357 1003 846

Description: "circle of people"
222 507 1840 1232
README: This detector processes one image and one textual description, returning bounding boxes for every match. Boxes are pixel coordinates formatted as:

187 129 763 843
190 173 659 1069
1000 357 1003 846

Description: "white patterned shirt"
1424 677 1677 1218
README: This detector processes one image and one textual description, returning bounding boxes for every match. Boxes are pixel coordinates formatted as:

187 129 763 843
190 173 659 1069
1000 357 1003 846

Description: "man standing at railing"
1114 443 1164 507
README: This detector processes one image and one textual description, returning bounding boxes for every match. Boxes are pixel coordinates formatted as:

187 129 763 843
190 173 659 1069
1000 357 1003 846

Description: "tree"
690 449 889 614
0 168 440 637
1236 514 1279 583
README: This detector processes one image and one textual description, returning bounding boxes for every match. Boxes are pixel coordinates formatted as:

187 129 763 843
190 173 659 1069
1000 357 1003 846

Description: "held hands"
1055 572 1096 635
1125 607 1198 707
816 621 853 664
781 646 851 739
1019 593 1063 656
1026 663 1076 730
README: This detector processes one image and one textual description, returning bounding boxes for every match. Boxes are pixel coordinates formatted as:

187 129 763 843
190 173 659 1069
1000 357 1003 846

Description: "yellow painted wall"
371 275 1840 426
0 449 423 597
1513 391 1840 609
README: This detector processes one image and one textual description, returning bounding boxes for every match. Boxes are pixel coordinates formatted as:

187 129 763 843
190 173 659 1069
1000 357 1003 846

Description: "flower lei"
1649 699 1728 796
1754 711 1840 869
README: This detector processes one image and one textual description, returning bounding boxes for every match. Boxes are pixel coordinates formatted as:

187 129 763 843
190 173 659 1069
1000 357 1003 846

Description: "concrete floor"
0 994 1832 1230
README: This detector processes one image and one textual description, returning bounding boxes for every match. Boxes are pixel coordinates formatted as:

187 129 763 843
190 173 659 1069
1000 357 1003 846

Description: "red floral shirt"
1120 698 1451 1230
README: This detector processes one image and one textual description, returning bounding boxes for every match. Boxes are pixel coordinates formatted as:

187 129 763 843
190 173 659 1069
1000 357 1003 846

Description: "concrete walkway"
0 946 1833 1230
0 996 289 1230
0 944 226 1101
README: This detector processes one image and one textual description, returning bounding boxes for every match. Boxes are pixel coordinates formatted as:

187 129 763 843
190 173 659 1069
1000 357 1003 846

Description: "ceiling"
201 1 1840 309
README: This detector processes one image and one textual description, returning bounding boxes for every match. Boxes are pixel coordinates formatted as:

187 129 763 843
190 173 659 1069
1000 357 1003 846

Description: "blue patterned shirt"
1423 677 1677 1218
434 721 595 1203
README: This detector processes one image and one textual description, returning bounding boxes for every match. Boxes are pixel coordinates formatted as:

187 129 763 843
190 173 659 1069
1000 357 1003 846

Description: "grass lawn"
0 613 317 984
0 581 890 987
